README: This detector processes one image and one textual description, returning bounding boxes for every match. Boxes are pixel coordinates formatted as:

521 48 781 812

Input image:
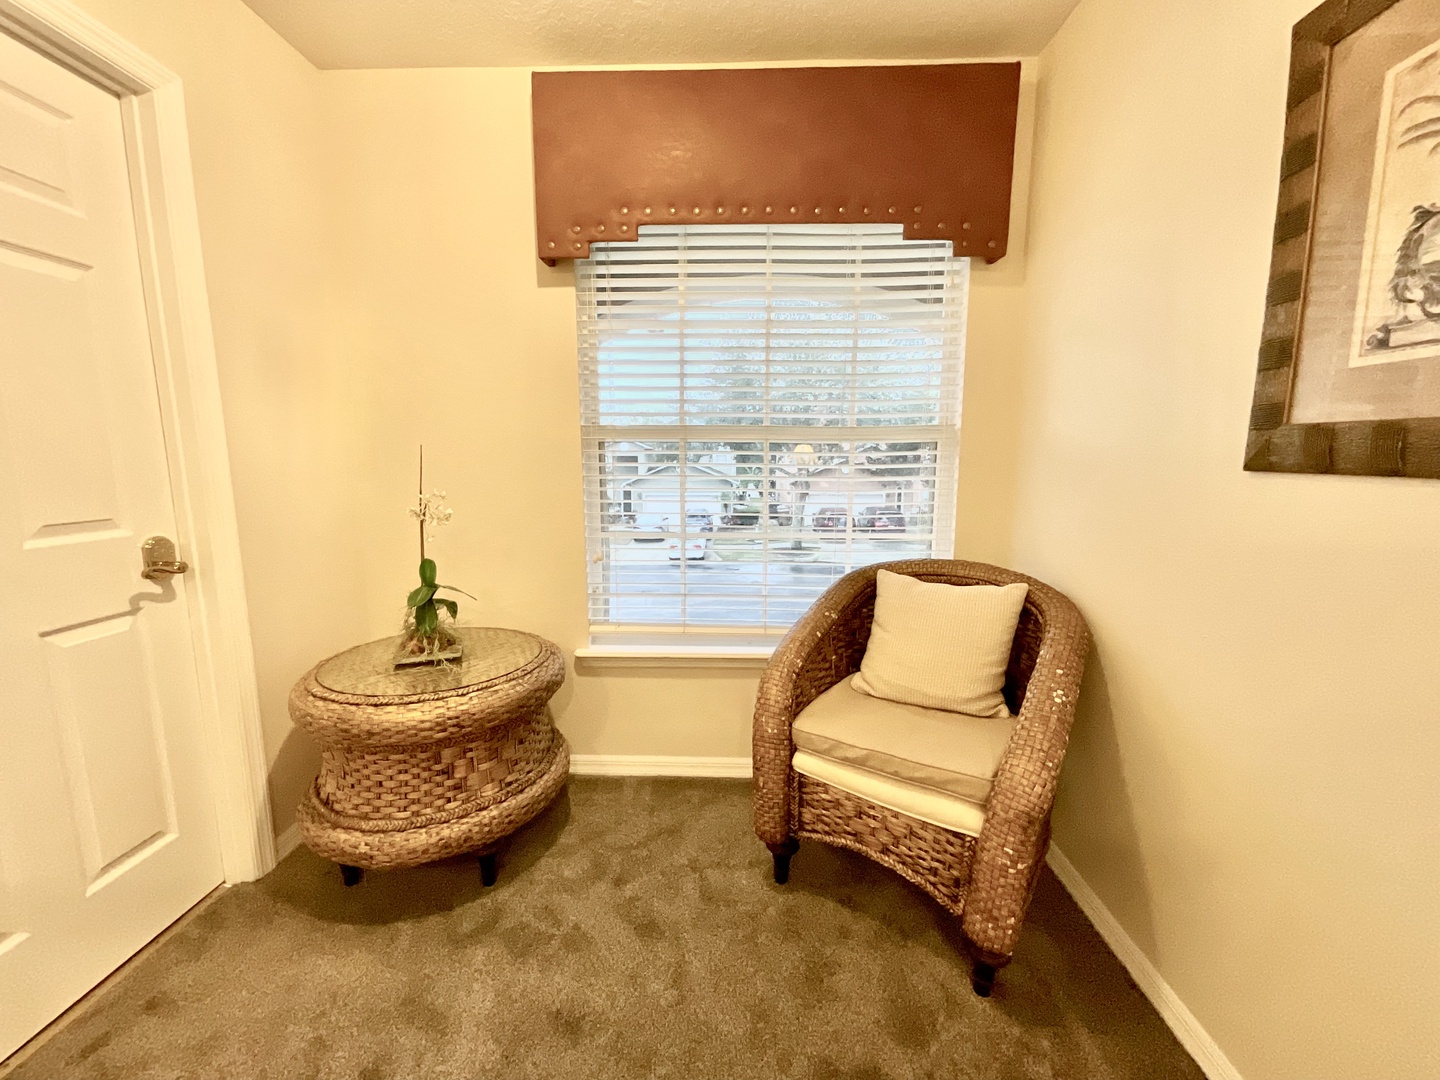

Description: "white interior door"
0 29 224 1059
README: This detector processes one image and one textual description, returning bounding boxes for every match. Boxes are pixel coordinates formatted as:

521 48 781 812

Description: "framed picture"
1246 0 1440 477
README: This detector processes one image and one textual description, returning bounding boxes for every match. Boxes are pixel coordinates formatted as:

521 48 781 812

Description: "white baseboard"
1046 846 1243 1080
568 754 752 778
273 821 302 862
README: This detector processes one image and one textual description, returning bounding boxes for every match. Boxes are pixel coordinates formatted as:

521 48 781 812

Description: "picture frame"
1245 0 1440 477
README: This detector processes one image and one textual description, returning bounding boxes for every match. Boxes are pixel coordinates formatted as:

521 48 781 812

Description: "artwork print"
1247 0 1440 477
1351 37 1440 367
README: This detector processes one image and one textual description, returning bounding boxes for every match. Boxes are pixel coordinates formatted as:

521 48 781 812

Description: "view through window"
577 224 968 642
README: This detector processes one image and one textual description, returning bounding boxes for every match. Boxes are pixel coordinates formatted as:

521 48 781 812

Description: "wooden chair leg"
971 961 998 997
766 838 799 884
478 852 498 887
339 864 363 887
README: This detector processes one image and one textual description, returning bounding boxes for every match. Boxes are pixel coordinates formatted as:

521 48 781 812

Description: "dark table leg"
971 961 998 997
478 852 498 887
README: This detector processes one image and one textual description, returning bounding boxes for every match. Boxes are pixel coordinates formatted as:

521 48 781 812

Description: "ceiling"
240 0 1080 70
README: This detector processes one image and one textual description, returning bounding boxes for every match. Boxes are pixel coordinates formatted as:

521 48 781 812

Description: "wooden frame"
1246 0 1440 478
0 0 276 882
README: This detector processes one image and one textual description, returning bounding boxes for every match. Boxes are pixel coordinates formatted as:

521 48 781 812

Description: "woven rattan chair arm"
963 583 1091 961
752 567 880 845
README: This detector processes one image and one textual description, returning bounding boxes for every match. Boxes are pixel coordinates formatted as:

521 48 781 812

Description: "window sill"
573 644 775 669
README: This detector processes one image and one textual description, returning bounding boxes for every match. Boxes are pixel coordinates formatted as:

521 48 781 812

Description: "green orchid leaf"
436 597 458 619
415 601 438 636
406 585 437 608
419 558 437 587
436 584 477 600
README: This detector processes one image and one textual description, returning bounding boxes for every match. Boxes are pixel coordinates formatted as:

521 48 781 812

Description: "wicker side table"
289 626 568 887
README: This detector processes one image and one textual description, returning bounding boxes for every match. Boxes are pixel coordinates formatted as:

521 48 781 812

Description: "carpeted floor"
6 777 1203 1080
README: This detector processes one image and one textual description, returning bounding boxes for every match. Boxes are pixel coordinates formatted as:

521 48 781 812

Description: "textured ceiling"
240 0 1080 69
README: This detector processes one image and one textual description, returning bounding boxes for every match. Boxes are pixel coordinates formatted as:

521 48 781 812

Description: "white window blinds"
576 224 968 642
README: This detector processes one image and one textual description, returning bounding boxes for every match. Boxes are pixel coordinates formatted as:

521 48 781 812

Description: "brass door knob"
140 535 189 580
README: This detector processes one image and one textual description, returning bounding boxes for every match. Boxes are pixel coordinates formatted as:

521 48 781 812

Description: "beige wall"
315 65 1032 786
62 0 371 830
1020 1 1440 1077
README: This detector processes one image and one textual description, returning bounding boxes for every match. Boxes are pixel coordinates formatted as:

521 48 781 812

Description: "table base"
298 735 569 873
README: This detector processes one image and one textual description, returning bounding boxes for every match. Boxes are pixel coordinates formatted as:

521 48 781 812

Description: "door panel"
44 615 175 884
1 254 125 544
0 29 224 1060
0 71 78 213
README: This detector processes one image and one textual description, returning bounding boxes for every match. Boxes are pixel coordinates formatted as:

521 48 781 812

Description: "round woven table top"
313 627 546 702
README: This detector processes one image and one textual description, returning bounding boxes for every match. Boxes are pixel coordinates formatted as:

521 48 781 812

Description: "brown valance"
531 63 1022 265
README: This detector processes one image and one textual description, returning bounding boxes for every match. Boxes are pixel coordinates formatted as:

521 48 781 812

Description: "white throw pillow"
852 570 1029 717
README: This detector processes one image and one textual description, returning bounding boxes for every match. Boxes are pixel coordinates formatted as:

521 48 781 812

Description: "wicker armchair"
753 559 1090 995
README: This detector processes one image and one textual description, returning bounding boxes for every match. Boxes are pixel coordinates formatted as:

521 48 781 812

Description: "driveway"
600 537 929 627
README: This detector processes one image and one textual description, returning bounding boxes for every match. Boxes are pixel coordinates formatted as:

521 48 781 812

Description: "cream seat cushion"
793 752 989 838
790 677 1016 838
853 569 1029 718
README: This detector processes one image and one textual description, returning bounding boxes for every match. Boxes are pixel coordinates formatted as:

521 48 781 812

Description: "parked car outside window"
685 512 716 533
632 515 666 542
665 512 715 560
855 507 907 534
721 504 760 527
666 534 710 560
811 507 851 532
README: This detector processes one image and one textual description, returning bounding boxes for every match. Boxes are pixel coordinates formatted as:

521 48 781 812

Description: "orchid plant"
398 447 473 664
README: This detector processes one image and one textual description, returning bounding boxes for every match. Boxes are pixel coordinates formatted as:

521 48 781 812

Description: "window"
576 224 968 648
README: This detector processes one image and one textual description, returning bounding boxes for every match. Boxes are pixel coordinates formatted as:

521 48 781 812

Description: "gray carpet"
7 778 1203 1079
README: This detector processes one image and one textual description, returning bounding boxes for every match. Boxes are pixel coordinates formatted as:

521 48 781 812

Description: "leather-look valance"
531 63 1022 265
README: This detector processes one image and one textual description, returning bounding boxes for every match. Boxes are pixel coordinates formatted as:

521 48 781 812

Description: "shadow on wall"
563 662 762 760
535 258 573 289
1053 648 1158 958
268 724 321 840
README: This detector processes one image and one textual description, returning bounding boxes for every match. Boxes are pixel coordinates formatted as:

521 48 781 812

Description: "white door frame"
0 0 275 882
